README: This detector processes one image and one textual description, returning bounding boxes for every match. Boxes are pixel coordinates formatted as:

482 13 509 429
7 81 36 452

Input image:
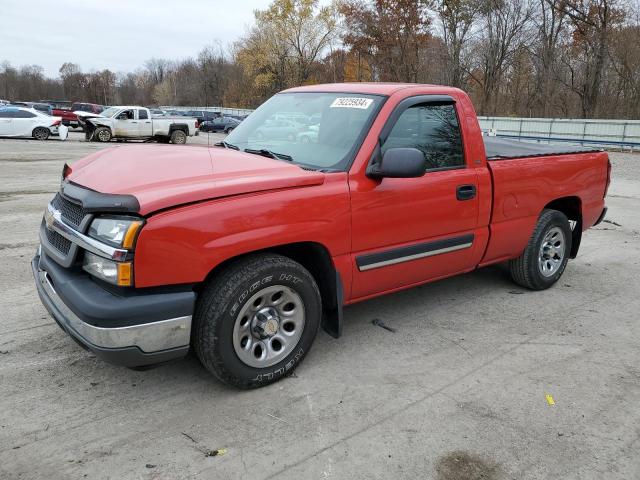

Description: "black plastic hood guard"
61 180 140 214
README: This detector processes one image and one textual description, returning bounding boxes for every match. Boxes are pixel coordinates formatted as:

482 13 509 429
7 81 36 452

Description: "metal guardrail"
478 116 640 150
160 106 254 117
160 108 639 150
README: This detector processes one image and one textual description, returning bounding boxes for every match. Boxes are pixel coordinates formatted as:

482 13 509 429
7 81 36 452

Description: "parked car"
33 83 610 388
0 106 68 140
296 124 319 143
183 109 219 123
11 102 53 115
149 108 167 118
77 106 198 143
0 99 9 105
253 118 305 141
42 100 79 129
199 116 241 133
72 102 103 114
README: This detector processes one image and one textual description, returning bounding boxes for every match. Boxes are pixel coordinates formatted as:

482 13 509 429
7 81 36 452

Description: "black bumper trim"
33 256 190 367
38 252 195 328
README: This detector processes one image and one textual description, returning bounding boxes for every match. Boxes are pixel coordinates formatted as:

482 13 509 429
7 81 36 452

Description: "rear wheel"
170 129 187 144
509 209 572 290
193 253 322 388
94 127 112 142
32 127 50 141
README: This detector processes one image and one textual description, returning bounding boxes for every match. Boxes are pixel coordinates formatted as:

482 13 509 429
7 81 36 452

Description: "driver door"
114 109 137 137
349 98 480 299
0 111 12 135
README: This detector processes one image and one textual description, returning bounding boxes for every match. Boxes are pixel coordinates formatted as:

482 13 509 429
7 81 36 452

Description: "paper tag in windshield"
330 97 373 109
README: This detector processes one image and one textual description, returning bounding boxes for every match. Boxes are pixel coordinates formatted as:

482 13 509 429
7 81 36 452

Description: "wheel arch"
32 126 50 138
169 124 188 134
543 196 582 259
198 241 344 338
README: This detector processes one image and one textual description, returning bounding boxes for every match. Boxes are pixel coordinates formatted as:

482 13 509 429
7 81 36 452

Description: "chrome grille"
51 193 85 229
45 226 72 255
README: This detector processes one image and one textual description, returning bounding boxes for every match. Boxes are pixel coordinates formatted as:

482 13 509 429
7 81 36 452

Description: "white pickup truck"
77 106 199 144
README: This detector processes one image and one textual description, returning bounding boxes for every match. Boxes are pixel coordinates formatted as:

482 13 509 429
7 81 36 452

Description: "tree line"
1 0 639 119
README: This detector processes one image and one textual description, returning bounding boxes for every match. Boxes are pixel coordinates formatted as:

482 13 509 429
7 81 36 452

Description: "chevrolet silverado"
33 83 610 388
77 106 198 144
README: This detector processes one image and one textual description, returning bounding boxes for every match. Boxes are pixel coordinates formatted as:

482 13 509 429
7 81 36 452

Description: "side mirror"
367 147 426 179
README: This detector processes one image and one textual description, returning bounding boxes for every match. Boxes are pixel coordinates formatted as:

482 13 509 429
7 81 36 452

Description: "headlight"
88 217 143 249
83 251 133 286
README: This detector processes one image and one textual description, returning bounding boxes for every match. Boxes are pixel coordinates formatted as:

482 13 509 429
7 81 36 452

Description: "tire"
94 127 112 142
509 209 572 290
170 129 187 144
193 253 322 389
32 127 50 141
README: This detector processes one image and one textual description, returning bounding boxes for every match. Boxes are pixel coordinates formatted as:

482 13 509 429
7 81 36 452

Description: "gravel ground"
0 132 639 480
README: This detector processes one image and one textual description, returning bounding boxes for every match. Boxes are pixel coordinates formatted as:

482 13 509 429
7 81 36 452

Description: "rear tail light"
62 163 72 179
604 159 611 198
51 120 61 126
195 120 200 129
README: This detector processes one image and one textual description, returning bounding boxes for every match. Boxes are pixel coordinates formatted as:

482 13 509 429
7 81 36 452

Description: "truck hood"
74 111 105 119
67 145 325 215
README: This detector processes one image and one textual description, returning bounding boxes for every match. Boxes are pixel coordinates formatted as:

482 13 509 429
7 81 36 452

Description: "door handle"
456 184 476 201
131 121 138 124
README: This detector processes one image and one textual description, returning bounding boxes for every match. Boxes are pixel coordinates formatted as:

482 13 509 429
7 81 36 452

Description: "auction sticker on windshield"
330 97 373 109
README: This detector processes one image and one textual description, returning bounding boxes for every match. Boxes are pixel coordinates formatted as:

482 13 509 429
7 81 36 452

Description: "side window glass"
14 111 36 118
138 109 148 120
382 103 465 171
0 111 10 118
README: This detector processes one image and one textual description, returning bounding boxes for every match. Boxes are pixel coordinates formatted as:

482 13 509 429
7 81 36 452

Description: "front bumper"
32 251 194 367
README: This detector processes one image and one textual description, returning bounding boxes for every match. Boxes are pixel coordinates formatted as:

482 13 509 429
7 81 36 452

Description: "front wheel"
193 253 322 388
509 209 572 290
32 127 50 141
94 127 112 142
170 129 187 144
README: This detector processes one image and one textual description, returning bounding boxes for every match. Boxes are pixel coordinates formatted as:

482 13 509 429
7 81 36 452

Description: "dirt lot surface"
1 132 639 479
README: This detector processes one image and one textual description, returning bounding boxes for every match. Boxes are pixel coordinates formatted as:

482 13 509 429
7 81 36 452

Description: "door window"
117 110 134 120
382 104 464 171
138 109 148 120
12 111 36 118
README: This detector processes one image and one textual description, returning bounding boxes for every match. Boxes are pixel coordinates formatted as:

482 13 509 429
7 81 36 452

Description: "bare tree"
437 0 479 88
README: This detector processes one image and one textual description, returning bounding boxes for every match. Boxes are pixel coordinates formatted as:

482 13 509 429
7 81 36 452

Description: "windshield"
224 92 385 171
100 107 120 118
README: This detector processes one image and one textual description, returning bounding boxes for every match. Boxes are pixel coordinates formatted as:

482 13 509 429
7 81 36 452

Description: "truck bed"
484 136 599 160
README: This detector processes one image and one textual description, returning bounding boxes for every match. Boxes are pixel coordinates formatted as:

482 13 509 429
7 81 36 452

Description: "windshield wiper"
214 141 239 150
244 148 293 162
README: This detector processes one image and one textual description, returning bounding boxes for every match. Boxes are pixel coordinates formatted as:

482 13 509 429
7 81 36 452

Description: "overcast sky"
0 0 271 77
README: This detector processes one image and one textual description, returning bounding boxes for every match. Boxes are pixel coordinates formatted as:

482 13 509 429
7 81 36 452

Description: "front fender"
133 177 352 289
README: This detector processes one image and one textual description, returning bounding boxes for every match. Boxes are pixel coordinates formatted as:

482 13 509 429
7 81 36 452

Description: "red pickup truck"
44 101 103 129
33 83 610 388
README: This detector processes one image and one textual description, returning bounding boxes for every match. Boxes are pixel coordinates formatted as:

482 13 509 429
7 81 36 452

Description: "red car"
42 101 103 129
33 83 610 388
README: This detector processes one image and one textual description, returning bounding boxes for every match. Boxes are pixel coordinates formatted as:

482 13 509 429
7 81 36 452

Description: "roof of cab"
282 82 458 96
